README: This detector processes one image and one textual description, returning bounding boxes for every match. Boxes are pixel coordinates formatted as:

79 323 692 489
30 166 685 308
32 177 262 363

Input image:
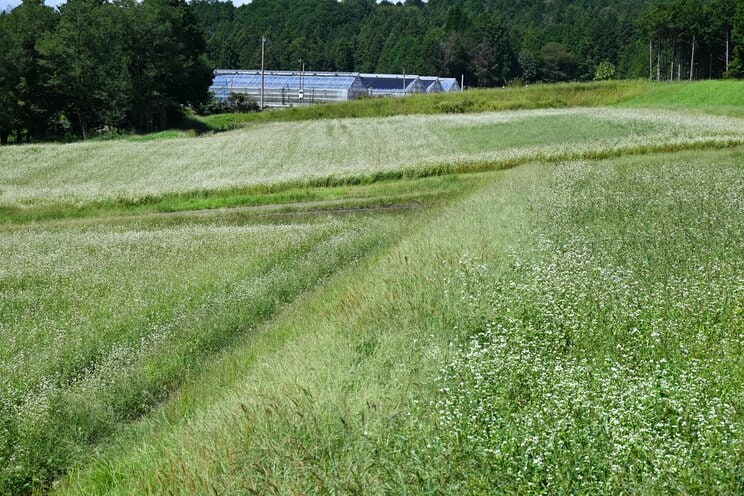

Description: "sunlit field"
1 90 742 495
1 108 743 208
0 210 421 493
47 148 744 495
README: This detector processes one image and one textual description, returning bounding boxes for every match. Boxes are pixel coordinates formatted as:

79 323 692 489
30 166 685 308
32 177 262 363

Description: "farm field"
2 107 744 210
1 86 743 494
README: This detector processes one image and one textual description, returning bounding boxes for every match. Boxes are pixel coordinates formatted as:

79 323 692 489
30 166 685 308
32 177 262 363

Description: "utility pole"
260 36 266 110
461 74 464 91
299 58 305 103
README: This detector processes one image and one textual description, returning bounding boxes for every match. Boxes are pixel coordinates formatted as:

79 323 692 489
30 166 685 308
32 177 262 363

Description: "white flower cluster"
429 155 743 492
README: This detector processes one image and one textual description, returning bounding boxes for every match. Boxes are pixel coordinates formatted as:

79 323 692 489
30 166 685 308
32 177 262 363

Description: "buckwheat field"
1 88 743 495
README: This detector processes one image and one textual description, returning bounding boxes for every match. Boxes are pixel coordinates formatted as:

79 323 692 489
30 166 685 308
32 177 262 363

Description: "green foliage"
124 0 212 132
0 0 58 144
191 0 652 86
594 61 616 81
187 0 744 87
39 0 130 139
540 42 578 82
0 0 211 141
226 92 261 113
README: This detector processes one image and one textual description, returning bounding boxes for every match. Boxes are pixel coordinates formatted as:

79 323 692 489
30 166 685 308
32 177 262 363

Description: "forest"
0 0 211 143
192 0 744 84
1 0 744 143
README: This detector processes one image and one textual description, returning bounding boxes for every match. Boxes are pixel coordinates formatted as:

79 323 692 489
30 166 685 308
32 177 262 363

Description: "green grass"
2 82 744 494
619 80 744 117
0 208 421 494
49 147 743 495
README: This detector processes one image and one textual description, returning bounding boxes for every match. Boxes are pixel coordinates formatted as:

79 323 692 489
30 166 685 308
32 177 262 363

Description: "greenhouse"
210 70 367 107
420 76 460 93
421 78 444 93
210 70 461 108
359 73 426 97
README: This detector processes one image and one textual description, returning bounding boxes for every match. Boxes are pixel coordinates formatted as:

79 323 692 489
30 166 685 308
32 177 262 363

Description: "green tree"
39 0 129 139
124 0 212 131
0 0 58 143
731 1 744 77
539 42 578 82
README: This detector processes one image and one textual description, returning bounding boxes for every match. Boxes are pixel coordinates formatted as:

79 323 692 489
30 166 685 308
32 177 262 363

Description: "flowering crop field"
47 147 744 495
1 108 743 208
1 103 743 495
0 211 411 493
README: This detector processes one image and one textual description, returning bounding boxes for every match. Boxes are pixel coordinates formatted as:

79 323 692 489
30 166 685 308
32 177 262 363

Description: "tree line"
2 0 744 144
640 0 744 81
0 0 211 144
192 0 744 85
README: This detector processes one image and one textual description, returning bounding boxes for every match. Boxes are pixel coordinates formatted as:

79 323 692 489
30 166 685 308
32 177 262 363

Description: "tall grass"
53 147 743 495
0 212 412 493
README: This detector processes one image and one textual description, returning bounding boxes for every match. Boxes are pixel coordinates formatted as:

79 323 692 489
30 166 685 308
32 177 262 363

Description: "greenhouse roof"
420 76 460 92
212 70 361 91
359 73 424 93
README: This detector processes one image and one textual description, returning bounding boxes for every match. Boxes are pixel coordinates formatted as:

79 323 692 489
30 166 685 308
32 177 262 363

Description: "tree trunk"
689 34 696 82
649 38 653 81
657 40 661 82
0 131 7 146
670 42 675 81
78 113 87 140
709 51 712 79
726 30 730 73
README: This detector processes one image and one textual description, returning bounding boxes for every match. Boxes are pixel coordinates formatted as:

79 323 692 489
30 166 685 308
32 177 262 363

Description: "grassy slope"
192 79 744 131
55 148 743 495
2 107 744 209
619 80 744 117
